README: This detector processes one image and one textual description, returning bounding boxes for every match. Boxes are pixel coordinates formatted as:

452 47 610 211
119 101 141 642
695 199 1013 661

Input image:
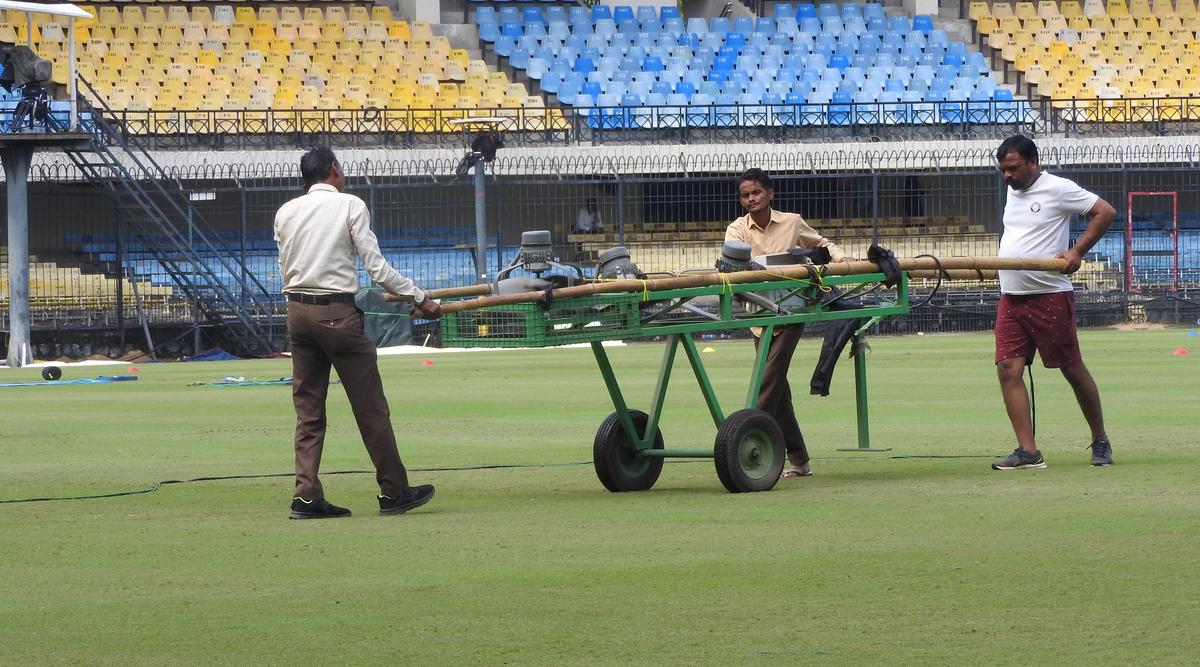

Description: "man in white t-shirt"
991 135 1116 471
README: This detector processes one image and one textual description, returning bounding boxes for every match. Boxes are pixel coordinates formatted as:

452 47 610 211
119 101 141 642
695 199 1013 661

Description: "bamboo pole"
909 269 999 280
422 257 1064 314
414 268 998 302
425 284 492 299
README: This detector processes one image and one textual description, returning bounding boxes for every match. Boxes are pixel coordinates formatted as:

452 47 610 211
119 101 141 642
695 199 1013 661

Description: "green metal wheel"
713 409 785 493
593 410 665 492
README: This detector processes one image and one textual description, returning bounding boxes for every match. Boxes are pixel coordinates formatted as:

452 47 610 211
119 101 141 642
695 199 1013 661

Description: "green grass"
1 329 1198 665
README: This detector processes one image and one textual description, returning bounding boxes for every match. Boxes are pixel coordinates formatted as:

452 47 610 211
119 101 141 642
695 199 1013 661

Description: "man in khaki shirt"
275 146 442 520
725 168 848 479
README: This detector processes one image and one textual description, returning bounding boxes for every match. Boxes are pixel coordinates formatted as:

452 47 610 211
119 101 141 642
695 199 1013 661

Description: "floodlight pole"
3 145 34 367
473 155 487 282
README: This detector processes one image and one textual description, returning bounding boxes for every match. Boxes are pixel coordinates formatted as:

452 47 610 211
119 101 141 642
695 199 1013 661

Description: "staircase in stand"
63 76 280 356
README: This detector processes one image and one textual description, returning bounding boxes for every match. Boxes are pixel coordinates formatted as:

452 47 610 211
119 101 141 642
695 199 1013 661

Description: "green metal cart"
441 271 909 493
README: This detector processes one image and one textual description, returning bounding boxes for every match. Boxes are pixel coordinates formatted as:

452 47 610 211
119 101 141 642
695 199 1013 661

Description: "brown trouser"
753 325 809 464
287 300 409 500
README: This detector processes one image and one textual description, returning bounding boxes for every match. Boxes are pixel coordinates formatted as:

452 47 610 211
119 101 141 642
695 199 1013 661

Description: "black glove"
788 246 832 265
867 244 901 288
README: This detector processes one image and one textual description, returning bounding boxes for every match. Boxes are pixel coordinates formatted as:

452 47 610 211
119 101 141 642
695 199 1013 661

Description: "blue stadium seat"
613 5 635 23
569 6 590 27
912 15 934 35
661 5 680 21
796 3 819 20
476 6 498 25
479 22 500 43
499 7 522 25
687 93 713 126
710 17 730 33
523 7 544 25
774 3 795 19
828 91 853 124
591 5 612 22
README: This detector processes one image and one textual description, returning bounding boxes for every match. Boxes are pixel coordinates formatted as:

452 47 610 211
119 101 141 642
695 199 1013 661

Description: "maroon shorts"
994 291 1083 368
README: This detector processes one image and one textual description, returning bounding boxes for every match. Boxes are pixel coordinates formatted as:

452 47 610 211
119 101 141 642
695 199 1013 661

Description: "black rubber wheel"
593 410 665 492
713 409 785 493
41 366 62 381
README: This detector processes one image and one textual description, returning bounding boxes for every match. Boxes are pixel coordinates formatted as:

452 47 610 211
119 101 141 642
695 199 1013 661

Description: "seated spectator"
575 198 605 233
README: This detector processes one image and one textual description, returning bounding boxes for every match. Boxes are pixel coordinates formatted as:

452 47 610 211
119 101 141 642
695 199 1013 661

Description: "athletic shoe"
378 485 436 515
991 447 1047 470
289 497 352 520
1088 438 1113 466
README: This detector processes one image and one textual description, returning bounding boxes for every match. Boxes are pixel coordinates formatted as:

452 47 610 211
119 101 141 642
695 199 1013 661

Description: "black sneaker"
991 447 1047 470
288 497 352 520
1088 438 1113 466
378 485 436 515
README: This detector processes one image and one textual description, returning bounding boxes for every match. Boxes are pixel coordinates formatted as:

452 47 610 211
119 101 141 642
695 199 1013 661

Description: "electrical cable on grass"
0 455 999 505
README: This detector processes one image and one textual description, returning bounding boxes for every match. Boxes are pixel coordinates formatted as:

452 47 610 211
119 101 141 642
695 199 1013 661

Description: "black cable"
910 253 944 308
0 461 592 505
0 455 1001 505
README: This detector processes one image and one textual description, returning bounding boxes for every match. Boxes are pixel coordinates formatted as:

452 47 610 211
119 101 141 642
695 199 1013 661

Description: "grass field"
2 328 1198 665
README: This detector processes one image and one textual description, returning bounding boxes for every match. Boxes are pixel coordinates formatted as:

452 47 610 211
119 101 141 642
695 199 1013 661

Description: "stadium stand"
25 2 567 132
971 0 1200 120
477 2 1022 126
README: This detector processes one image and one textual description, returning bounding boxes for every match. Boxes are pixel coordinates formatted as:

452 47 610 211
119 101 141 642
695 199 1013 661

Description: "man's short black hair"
737 168 772 191
300 146 338 187
996 135 1038 163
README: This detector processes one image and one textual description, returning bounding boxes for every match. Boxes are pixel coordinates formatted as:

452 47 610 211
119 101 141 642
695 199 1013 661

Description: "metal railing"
64 96 1200 151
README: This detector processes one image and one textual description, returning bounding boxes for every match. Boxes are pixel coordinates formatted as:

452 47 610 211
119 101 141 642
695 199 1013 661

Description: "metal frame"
1126 191 1179 293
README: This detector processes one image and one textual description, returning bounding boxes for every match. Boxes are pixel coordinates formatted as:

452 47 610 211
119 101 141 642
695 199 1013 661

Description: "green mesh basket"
441 293 642 347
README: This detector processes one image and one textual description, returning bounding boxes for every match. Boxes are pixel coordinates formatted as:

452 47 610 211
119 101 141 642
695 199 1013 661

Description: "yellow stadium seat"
276 21 299 41
973 15 997 33
1015 1 1038 17
1178 0 1198 16
299 20 322 40
388 20 410 40
371 5 394 23
992 1 1015 17
343 20 365 41
163 5 187 26
254 6 278 26
1157 14 1183 29
1108 0 1130 14
189 5 213 24
411 21 434 41
120 5 143 27
1059 0 1084 17
1088 13 1113 29
250 21 273 41
325 5 347 25
95 5 118 26
299 7 322 24
234 7 256 26
996 15 1021 33
968 1 991 19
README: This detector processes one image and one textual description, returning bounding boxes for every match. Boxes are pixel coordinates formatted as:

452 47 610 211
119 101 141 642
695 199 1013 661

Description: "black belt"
287 292 356 305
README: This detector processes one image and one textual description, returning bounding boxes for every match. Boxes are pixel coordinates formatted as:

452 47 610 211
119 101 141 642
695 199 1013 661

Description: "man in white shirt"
574 197 604 234
275 147 442 519
991 135 1116 470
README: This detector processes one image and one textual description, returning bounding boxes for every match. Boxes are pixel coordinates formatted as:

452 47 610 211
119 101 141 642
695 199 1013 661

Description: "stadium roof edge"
0 1 92 19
